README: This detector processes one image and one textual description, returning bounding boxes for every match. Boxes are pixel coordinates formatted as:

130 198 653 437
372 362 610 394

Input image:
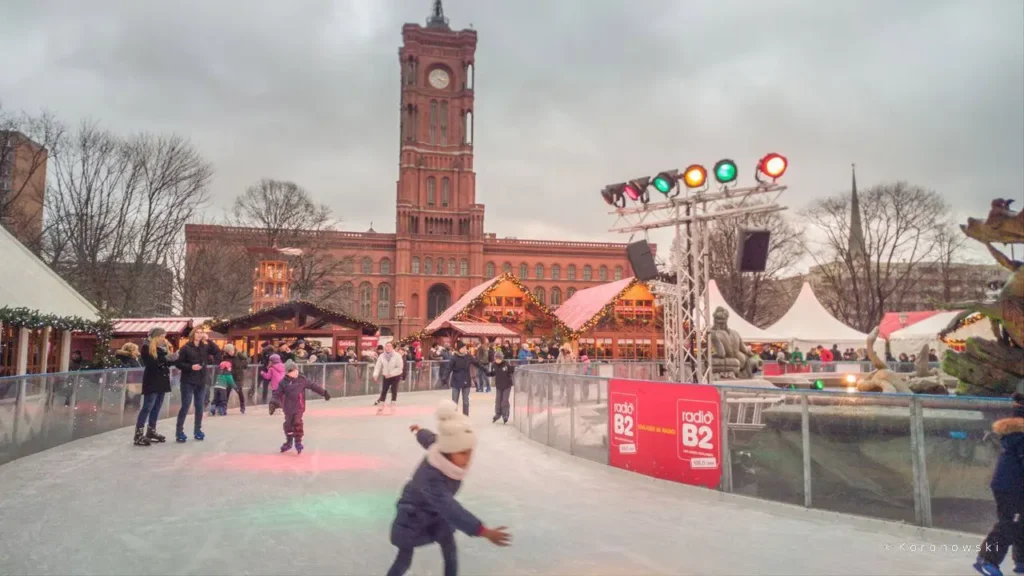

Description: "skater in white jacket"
374 341 405 414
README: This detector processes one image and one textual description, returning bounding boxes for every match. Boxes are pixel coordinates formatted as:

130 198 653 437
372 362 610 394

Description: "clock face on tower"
428 68 450 90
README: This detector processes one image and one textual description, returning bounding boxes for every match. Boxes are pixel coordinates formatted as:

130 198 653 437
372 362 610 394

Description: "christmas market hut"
109 317 217 350
555 277 660 360
418 272 569 347
0 225 107 376
205 301 379 358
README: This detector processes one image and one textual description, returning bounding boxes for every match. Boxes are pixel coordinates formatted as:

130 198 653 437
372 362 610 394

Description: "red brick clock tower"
395 0 481 324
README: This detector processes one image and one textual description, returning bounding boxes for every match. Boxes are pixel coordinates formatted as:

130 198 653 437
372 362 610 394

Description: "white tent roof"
766 282 868 347
888 310 992 356
0 226 99 320
707 280 787 343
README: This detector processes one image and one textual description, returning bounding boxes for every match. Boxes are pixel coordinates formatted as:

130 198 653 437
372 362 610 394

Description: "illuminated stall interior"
556 277 661 360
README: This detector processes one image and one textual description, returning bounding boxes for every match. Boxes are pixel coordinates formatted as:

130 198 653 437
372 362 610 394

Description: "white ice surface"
0 390 974 576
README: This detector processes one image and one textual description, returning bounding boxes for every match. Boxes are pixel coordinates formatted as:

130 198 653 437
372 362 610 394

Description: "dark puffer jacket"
390 429 483 548
270 374 328 417
140 341 175 395
492 361 515 391
990 416 1024 493
175 341 221 387
448 353 488 389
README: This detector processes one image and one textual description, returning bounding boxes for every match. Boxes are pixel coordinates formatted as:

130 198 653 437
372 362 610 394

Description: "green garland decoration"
0 306 116 368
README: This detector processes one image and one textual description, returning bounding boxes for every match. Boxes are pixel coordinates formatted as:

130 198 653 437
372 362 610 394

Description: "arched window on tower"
465 62 474 90
359 282 373 319
485 262 495 278
427 177 436 206
436 256 445 276
412 257 420 274
583 265 593 281
464 110 473 145
361 257 373 275
614 265 623 281
599 265 608 281
448 258 456 275
519 263 528 279
380 258 391 275
460 259 468 276
567 264 577 280
424 257 433 275
377 283 391 319
551 265 561 280
535 263 544 279
550 287 562 306
440 102 448 145
441 177 450 207
429 100 438 144
533 286 546 306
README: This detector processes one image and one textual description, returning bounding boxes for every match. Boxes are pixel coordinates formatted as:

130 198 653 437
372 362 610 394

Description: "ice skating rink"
0 390 972 575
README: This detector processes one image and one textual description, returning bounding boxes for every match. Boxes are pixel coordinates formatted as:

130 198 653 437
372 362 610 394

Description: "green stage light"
813 379 825 390
652 171 677 194
713 159 738 184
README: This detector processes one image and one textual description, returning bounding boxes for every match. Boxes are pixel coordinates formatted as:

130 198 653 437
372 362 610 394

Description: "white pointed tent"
888 310 992 357
706 280 786 343
767 282 869 350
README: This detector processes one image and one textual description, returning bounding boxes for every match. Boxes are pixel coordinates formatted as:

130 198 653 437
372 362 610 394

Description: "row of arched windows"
425 176 451 207
341 281 393 320
527 286 578 307
410 257 468 277
359 257 391 275
484 262 622 282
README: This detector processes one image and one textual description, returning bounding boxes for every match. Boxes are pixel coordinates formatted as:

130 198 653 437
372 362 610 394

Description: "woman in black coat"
448 342 490 416
134 328 177 446
174 328 221 443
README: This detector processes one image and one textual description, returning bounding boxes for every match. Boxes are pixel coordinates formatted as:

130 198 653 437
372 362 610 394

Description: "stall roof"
445 321 518 338
424 277 503 333
555 277 636 333
766 282 869 346
707 280 787 343
0 225 99 320
112 317 211 335
207 301 378 335
876 311 941 339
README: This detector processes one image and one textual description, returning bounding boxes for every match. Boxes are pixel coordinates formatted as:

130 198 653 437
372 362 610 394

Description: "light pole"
395 301 406 341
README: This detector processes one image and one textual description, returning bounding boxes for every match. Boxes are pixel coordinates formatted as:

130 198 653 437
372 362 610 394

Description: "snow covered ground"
0 390 974 575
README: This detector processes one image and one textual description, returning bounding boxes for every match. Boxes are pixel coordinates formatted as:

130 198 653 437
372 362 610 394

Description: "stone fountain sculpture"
709 306 763 379
940 199 1024 396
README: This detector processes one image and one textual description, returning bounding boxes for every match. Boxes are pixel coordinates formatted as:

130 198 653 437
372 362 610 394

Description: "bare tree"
706 206 804 326
802 182 949 332
171 239 254 317
933 222 974 303
230 179 354 309
0 105 64 249
42 121 212 315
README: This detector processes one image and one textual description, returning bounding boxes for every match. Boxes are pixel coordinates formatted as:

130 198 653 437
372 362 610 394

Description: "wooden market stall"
416 272 569 347
109 317 219 350
555 277 661 360
205 301 379 359
427 321 520 346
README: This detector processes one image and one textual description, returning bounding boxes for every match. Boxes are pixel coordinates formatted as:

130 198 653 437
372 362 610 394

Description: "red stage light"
758 153 788 180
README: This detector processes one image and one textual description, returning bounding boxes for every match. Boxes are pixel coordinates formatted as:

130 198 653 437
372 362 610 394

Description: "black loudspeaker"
626 240 659 281
736 228 771 272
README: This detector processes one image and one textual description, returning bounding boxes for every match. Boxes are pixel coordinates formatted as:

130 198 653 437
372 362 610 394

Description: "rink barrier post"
800 392 812 508
569 377 576 456
718 387 732 494
117 370 128 427
546 372 553 447
909 397 933 527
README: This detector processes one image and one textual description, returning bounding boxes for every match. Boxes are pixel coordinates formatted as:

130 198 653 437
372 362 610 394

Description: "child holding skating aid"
269 360 330 454
386 400 511 576
210 360 234 416
974 392 1024 576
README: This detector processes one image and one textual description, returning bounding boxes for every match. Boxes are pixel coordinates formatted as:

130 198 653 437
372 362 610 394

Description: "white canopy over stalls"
888 310 992 357
707 280 787 344
767 282 871 351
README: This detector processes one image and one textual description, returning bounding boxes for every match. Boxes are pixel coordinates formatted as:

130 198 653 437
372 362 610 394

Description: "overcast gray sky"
1 0 1021 252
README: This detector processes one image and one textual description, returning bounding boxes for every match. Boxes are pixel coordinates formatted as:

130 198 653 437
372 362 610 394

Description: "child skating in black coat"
975 393 1024 576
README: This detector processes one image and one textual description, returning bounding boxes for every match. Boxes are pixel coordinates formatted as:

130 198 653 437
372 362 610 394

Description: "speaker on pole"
626 240 659 281
736 228 771 273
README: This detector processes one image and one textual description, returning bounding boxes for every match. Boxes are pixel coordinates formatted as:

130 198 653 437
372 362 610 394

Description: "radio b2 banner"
608 379 722 489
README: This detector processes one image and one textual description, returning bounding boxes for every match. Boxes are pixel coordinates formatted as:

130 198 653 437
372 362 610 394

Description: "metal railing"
513 362 1012 535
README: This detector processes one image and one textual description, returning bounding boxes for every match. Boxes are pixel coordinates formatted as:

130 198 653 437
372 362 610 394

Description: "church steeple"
426 0 450 30
848 163 866 260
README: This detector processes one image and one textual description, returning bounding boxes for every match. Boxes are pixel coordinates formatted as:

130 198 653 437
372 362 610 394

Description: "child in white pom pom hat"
386 400 511 576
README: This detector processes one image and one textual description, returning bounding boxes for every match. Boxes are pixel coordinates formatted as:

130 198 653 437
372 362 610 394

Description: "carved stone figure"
709 307 762 379
856 328 907 393
941 198 1024 396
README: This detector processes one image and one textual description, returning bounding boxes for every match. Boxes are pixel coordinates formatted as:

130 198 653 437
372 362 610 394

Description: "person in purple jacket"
269 360 330 454
387 400 511 576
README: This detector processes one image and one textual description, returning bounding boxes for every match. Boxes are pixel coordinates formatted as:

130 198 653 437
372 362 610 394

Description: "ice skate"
175 431 187 443
974 557 1004 576
209 406 217 416
145 426 166 443
492 415 500 423
240 406 246 415
133 427 151 447
218 406 227 416
502 417 508 424
194 430 205 441
280 437 293 453
295 441 304 454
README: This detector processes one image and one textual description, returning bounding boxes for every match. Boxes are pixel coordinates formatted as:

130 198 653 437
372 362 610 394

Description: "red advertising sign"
608 378 722 489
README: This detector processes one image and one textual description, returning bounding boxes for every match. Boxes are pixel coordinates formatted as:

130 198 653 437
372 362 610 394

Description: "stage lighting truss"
755 152 788 184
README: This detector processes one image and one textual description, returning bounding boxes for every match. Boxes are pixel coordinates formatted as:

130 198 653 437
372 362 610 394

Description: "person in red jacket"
818 345 834 363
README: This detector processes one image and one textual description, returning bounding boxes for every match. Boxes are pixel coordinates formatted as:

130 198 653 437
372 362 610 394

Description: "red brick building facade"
185 2 636 337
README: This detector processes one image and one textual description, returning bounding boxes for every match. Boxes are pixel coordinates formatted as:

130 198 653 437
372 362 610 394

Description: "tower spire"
848 163 866 261
426 0 450 29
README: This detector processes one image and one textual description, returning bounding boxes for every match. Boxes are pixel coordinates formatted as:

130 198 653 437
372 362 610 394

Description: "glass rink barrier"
0 360 462 467
513 362 1014 534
